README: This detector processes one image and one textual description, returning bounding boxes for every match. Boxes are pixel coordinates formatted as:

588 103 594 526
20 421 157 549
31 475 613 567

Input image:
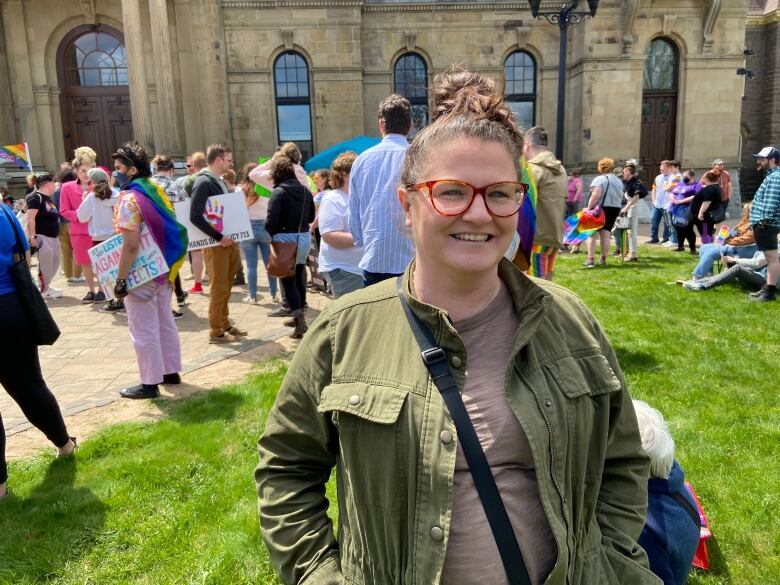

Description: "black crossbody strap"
396 277 532 585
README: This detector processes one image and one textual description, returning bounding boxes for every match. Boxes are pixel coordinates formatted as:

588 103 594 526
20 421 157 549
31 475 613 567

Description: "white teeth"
453 233 489 242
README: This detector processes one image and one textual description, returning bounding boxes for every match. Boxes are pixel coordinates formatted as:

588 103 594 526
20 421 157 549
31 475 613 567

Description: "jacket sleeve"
296 165 310 189
256 316 343 585
76 194 94 224
348 168 363 247
306 190 316 225
736 253 767 270
249 160 274 192
265 188 283 236
589 316 654 571
58 184 80 223
189 178 223 241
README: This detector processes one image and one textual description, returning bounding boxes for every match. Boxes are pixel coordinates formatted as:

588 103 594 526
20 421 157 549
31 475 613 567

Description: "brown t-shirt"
441 283 557 585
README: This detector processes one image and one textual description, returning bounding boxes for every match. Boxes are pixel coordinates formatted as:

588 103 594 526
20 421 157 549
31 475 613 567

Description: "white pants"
36 234 61 292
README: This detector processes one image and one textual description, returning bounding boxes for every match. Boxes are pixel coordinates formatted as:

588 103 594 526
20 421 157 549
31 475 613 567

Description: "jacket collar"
400 259 551 353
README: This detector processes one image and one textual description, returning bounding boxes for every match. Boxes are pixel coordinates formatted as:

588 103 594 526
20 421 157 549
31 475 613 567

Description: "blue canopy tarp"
303 135 381 172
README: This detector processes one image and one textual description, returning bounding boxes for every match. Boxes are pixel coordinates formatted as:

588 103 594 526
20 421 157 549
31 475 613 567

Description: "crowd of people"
1 63 778 584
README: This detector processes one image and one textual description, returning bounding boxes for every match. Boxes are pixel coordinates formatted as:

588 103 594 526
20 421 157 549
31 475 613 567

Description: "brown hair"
702 171 719 183
278 142 302 165
222 169 237 185
400 67 523 187
329 151 357 189
152 154 175 171
570 168 581 178
683 168 696 179
379 94 413 135
270 155 296 186
597 157 615 174
93 181 113 201
668 160 681 169
239 162 259 206
190 151 207 170
206 144 232 164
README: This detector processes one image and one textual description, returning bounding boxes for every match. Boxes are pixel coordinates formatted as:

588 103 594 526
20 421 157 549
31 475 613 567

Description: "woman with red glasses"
257 68 657 585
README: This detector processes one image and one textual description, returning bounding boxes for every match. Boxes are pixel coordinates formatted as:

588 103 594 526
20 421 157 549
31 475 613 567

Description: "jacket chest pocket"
318 382 414 508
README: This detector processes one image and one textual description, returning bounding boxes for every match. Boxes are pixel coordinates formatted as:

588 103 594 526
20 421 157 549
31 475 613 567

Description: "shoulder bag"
1 204 61 345
396 278 532 585
705 205 726 224
267 188 308 279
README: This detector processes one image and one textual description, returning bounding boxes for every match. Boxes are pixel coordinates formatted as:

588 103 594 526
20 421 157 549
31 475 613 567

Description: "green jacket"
256 260 661 585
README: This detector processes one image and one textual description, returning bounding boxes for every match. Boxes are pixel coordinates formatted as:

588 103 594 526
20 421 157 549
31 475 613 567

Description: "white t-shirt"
318 189 363 275
247 195 269 220
590 174 624 208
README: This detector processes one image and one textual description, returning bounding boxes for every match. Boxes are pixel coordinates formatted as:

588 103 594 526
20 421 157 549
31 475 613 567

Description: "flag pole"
24 142 32 172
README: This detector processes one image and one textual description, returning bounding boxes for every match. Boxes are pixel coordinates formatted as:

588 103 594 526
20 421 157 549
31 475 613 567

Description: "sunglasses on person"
406 179 527 217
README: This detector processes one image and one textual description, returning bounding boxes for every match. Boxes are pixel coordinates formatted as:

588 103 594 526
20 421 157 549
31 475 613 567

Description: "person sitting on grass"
634 400 700 585
682 248 778 293
687 204 756 281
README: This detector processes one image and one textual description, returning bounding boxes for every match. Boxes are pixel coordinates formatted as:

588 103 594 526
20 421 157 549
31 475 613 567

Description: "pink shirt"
567 176 583 203
58 180 91 236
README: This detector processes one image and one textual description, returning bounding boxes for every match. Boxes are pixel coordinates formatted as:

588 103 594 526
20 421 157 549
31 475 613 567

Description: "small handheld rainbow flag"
0 143 32 171
715 224 730 245
515 156 538 269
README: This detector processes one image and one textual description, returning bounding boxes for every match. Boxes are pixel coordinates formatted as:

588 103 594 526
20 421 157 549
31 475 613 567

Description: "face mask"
683 177 691 184
113 172 130 188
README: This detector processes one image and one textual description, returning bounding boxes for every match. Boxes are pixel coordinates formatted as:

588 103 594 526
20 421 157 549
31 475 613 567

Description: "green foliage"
1 248 776 584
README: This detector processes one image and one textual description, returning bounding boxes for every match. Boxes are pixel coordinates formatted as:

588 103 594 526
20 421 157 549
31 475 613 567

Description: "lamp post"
528 0 599 161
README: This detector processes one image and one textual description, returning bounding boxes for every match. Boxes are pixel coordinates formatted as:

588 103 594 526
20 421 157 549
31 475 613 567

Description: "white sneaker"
42 287 63 298
662 241 675 248
73 275 86 282
66 277 75 283
243 295 258 304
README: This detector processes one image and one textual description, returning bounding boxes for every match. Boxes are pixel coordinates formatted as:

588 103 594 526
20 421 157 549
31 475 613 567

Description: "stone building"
0 0 752 192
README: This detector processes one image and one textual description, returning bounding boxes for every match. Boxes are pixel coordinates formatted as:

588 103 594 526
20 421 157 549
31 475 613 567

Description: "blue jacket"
639 461 700 585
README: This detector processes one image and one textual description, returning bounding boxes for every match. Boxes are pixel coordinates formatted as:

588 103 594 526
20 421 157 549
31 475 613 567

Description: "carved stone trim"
404 31 416 52
515 26 530 49
80 0 97 24
702 0 722 55
221 0 528 10
662 14 676 36
281 29 294 50
622 0 639 56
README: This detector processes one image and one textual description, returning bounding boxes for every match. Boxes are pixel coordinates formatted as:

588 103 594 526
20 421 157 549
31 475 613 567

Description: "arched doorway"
57 25 133 166
639 38 679 185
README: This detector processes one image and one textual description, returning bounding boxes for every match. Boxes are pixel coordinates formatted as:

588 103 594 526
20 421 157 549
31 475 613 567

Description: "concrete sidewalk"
2 265 330 457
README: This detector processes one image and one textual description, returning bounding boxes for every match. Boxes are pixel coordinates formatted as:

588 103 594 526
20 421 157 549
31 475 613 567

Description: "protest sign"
174 191 252 251
88 224 169 299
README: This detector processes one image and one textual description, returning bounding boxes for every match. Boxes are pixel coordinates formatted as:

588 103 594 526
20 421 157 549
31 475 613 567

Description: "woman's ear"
398 187 413 228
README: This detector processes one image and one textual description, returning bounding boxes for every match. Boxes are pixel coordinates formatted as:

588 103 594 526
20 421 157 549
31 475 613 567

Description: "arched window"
394 53 428 136
274 51 313 161
504 51 536 131
643 38 678 90
62 31 128 87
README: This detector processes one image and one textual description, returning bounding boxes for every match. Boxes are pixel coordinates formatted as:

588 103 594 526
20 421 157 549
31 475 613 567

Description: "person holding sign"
190 144 248 344
111 143 189 399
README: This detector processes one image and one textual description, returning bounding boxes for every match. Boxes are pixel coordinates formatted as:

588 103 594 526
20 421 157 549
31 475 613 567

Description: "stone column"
174 0 204 152
120 0 154 149
149 0 182 154
0 8 17 143
1 1 40 162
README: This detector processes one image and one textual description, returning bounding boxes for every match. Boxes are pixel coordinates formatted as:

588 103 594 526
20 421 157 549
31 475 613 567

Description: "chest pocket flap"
318 382 409 424
545 352 622 398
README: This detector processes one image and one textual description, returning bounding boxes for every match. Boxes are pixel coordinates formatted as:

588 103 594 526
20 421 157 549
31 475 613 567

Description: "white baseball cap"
753 146 779 160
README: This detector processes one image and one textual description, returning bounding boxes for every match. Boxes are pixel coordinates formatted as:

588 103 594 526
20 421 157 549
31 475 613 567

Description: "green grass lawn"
1 245 777 584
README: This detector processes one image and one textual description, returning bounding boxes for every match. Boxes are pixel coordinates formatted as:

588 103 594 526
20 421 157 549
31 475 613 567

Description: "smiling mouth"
452 233 492 242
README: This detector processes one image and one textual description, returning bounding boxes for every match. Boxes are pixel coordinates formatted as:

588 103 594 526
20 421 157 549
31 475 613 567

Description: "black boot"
749 285 777 302
119 384 160 399
290 314 308 339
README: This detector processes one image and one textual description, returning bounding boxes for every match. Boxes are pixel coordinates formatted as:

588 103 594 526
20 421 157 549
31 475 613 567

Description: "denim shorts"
272 232 311 265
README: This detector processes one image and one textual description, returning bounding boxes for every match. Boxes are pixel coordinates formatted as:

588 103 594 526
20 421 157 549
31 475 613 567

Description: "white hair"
632 400 675 479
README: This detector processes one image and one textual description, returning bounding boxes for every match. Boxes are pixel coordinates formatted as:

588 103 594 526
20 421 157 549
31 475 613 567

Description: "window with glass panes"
274 52 313 161
394 53 428 137
503 51 536 131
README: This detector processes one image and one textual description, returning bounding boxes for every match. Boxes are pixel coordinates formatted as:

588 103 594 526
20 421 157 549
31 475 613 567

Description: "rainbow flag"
0 143 32 171
128 177 188 283
515 157 538 269
715 224 730 245
563 209 605 245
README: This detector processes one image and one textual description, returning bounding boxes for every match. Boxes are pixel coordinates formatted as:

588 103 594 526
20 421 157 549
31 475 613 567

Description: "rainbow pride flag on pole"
0 143 32 171
514 157 538 270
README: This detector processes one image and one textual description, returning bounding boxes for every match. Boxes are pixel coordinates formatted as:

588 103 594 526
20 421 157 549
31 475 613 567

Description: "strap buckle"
421 347 446 366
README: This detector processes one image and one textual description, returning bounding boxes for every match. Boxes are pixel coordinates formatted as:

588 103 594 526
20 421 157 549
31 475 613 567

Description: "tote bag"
1 205 61 345
267 188 308 279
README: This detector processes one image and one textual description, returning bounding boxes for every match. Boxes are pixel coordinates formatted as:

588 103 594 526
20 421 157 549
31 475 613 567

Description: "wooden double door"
639 91 677 186
60 87 133 168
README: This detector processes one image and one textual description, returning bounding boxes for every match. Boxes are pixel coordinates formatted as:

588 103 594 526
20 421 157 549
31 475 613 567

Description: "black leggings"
280 264 307 314
0 292 70 484
674 224 697 252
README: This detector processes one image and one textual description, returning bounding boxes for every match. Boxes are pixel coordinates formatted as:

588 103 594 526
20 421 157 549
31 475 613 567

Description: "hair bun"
432 67 517 128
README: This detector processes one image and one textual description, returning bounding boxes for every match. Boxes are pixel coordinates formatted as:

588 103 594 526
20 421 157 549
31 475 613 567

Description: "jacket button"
348 395 361 406
545 400 552 408
430 526 444 541
440 430 453 445
449 356 463 369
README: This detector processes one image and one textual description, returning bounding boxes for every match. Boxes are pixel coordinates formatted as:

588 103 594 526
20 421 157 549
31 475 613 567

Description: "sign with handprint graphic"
174 191 252 251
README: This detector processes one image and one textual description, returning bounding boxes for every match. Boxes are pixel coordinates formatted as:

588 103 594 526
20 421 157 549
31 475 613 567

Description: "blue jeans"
241 219 277 299
362 270 401 288
650 207 670 242
324 269 364 299
693 243 758 278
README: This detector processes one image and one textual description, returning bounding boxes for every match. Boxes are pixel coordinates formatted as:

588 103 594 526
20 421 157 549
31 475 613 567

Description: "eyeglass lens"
430 181 523 216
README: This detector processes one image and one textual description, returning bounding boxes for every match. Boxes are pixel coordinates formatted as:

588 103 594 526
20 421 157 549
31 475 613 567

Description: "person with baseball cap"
707 158 731 203
748 146 780 302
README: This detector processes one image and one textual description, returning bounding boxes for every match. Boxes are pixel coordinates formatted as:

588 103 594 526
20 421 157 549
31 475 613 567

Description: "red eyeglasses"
406 179 527 217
